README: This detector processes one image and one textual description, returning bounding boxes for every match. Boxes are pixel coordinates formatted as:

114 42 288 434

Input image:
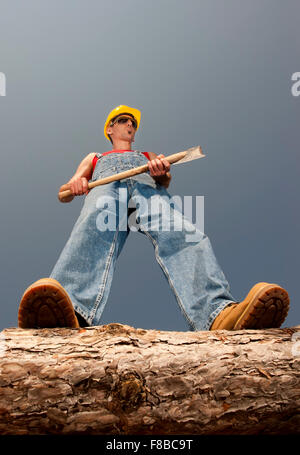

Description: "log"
0 323 299 435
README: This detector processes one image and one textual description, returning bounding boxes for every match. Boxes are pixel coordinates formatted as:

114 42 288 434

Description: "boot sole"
18 278 79 328
234 283 290 330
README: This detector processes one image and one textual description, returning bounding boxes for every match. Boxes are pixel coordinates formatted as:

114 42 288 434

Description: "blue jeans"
50 151 235 330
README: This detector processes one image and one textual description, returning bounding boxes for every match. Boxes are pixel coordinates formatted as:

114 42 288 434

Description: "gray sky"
0 0 299 331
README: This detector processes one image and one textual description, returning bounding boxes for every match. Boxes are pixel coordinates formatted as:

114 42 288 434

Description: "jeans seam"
142 230 197 331
73 305 89 323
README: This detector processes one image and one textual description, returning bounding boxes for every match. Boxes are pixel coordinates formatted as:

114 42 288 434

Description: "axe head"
173 146 205 165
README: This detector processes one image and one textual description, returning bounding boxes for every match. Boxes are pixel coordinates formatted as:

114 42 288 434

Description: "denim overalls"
50 151 235 330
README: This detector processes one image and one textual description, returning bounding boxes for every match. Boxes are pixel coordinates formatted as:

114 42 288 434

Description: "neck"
111 139 133 150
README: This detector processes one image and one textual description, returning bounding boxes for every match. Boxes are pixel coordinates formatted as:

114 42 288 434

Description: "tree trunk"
0 323 299 435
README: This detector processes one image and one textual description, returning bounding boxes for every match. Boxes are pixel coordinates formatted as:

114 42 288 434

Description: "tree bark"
0 323 299 435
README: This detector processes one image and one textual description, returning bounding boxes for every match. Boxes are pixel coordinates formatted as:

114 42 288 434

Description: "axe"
58 146 205 203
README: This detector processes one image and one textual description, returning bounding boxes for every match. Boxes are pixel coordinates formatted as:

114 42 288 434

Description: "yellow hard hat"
104 105 141 141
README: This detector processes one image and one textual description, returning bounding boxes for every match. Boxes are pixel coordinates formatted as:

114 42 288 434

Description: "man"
18 105 290 331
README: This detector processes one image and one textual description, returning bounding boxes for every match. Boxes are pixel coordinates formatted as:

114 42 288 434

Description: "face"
106 115 137 144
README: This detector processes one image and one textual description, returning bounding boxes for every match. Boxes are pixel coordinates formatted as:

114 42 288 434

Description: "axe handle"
58 151 186 203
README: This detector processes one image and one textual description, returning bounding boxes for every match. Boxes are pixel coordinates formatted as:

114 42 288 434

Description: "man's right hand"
68 176 90 196
58 153 95 203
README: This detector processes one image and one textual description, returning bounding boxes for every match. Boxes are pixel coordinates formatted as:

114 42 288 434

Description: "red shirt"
92 150 150 173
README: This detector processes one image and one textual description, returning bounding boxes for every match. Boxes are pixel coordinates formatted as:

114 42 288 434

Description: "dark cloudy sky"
0 0 299 331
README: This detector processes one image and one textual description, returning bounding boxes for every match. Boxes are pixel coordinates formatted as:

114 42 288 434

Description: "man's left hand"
148 154 171 177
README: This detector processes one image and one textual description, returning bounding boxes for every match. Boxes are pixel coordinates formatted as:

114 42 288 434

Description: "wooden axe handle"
58 151 186 203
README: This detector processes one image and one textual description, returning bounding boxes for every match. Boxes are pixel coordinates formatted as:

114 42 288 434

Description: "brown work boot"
210 282 290 330
18 278 80 328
